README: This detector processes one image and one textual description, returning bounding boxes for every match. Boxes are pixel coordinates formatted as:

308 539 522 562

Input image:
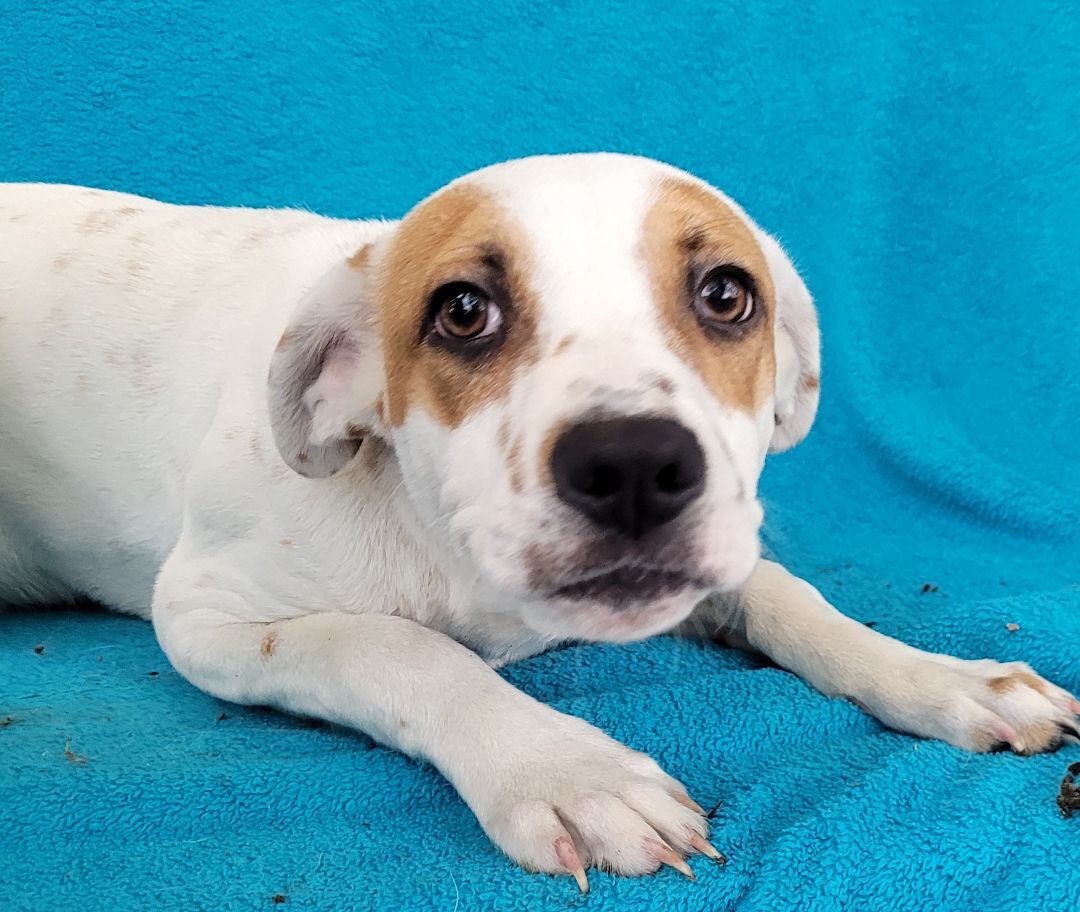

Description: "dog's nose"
550 417 705 538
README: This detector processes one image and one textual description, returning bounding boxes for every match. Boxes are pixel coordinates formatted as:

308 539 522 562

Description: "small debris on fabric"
1057 763 1080 818
63 741 88 765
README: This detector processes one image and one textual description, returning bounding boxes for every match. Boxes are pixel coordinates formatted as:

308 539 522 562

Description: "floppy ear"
757 231 820 452
267 248 384 478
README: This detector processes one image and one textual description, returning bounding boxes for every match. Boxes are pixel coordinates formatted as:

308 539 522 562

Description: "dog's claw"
673 791 706 815
555 836 588 893
646 838 694 880
688 832 727 864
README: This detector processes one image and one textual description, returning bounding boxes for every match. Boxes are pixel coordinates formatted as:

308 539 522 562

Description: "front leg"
153 566 721 890
685 560 1080 754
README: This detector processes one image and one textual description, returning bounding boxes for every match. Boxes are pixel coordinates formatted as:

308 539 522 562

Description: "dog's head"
268 154 819 642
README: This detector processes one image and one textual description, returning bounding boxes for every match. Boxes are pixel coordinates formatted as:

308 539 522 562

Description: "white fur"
1 155 1075 888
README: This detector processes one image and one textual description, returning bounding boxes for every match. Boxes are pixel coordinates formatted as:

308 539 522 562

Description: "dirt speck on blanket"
1058 763 1080 819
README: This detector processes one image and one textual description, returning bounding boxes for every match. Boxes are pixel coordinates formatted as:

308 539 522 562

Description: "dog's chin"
520 572 713 644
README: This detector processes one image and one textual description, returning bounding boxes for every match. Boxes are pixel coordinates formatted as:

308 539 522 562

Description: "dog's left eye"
431 283 503 342
693 269 754 326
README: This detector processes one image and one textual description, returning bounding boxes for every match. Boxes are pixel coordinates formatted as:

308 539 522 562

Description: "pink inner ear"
311 344 358 402
304 343 361 444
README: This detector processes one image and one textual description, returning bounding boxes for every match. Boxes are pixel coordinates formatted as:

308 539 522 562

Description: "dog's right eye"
429 282 504 348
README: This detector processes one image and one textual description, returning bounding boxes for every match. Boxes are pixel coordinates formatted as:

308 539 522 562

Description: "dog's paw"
866 655 1080 755
475 719 723 891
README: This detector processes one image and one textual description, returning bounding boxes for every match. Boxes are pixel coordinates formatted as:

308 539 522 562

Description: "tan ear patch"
376 184 538 429
641 178 776 413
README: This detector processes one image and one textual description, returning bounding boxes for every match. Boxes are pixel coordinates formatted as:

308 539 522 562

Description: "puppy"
1 154 1076 889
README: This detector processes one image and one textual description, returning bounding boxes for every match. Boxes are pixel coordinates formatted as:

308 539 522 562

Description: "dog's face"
269 154 819 642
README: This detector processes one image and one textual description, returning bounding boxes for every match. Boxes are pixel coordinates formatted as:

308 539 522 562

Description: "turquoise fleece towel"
1 2 1078 910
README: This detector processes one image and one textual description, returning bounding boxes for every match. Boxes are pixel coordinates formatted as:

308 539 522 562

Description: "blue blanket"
2 2 1078 910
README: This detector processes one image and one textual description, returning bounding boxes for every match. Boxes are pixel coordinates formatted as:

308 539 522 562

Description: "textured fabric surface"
2 2 1078 910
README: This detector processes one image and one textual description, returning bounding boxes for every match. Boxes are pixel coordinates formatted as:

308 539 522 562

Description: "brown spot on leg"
802 374 820 392
988 671 1048 697
260 631 278 658
553 335 576 356
988 675 1017 695
1012 671 1049 696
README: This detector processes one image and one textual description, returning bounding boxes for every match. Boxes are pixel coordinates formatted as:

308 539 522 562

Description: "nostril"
583 464 622 498
654 462 691 493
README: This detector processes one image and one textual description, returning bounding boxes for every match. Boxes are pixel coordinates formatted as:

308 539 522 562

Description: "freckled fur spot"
53 253 74 272
377 183 539 428
260 631 278 658
1014 671 1049 695
641 177 776 413
988 671 1047 696
279 538 294 546
496 419 511 452
347 244 371 270
275 330 294 352
803 374 820 392
553 335 575 356
508 437 525 494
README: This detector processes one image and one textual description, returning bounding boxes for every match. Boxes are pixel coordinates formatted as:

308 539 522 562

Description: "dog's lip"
549 563 707 603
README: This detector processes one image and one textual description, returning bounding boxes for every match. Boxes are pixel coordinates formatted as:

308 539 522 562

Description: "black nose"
550 417 706 538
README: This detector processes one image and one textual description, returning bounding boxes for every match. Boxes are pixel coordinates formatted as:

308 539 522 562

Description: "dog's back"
0 184 383 612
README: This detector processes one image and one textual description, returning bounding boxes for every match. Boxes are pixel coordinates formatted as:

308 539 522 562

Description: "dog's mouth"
551 564 706 605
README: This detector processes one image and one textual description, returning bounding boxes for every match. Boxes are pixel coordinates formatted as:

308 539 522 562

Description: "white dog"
1 154 1076 890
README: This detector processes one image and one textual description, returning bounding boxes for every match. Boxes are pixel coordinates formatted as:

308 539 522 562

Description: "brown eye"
693 269 754 326
432 283 503 342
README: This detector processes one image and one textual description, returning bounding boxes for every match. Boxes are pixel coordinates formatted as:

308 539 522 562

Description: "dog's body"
2 155 1076 888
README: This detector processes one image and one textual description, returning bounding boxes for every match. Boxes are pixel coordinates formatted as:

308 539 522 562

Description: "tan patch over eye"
641 178 776 413
376 184 539 428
